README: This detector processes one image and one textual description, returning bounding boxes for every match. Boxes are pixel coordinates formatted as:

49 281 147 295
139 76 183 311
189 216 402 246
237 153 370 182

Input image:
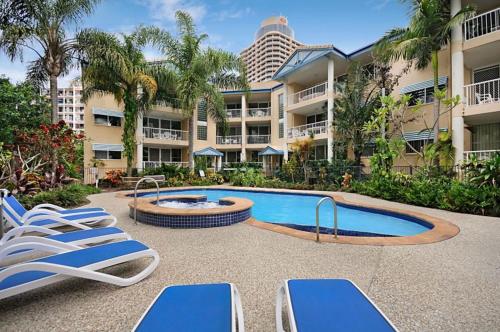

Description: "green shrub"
230 168 265 187
349 174 499 217
19 184 101 210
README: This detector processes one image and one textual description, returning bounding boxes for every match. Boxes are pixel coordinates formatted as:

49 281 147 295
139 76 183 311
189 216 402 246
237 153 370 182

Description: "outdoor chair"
133 283 244 332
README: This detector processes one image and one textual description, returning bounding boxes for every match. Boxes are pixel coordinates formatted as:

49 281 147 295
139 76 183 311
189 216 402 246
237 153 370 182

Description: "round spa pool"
133 188 435 237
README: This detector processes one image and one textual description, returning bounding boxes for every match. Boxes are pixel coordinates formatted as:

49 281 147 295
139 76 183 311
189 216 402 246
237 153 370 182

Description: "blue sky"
0 0 410 86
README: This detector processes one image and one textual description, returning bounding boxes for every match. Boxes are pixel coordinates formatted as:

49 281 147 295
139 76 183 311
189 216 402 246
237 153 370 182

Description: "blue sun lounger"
0 226 131 262
2 190 105 217
133 283 245 332
2 198 116 229
276 279 398 332
0 240 159 300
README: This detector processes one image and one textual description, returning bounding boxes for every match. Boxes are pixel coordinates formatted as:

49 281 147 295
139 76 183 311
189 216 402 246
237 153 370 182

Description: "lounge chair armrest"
0 226 60 245
21 208 64 220
0 238 80 261
22 214 92 230
32 203 64 211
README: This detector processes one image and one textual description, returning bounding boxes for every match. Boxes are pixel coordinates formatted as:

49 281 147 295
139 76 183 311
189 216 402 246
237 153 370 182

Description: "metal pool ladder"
315 196 338 242
133 176 164 224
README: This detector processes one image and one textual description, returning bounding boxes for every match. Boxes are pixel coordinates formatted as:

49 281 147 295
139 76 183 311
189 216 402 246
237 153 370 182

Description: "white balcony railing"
142 161 188 169
143 127 188 141
288 81 328 105
464 150 500 161
247 135 270 144
216 135 242 144
463 78 500 106
288 120 328 139
247 107 271 117
225 109 241 118
464 7 500 40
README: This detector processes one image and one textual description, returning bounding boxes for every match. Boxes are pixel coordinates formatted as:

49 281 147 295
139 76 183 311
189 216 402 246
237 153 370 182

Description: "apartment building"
83 0 500 178
241 16 303 82
52 81 85 131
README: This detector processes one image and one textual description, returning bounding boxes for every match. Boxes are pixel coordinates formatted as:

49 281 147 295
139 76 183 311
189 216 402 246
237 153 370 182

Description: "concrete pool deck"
0 189 499 331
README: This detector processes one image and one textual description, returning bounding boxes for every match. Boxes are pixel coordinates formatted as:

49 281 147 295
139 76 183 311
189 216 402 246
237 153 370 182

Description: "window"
473 65 500 83
223 151 241 163
405 139 430 154
471 123 500 151
279 122 284 139
407 84 446 106
94 114 121 126
248 102 270 109
217 126 241 136
247 125 270 135
143 147 182 162
143 117 181 130
309 145 327 160
197 100 207 121
248 151 263 162
197 125 207 140
306 112 327 124
94 150 121 160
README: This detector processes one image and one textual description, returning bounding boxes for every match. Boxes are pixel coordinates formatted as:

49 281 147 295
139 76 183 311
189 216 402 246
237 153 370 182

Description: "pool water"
157 200 223 209
139 189 432 236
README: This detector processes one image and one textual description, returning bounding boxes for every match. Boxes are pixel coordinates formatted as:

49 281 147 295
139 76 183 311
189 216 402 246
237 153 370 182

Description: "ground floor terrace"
1 189 498 331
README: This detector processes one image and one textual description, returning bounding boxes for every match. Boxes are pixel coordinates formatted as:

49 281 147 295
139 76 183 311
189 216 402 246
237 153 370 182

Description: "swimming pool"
136 188 433 237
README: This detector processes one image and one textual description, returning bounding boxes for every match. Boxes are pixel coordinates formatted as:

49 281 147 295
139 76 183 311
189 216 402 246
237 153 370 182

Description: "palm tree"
151 11 249 169
77 27 176 174
0 0 100 123
291 135 314 184
334 62 380 166
375 0 474 146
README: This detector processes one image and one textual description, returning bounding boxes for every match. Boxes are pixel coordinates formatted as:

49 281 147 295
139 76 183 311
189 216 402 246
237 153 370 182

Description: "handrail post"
134 176 162 225
315 196 338 243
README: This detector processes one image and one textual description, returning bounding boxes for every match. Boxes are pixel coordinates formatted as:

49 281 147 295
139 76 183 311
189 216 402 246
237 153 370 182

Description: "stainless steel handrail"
315 196 338 242
133 176 164 224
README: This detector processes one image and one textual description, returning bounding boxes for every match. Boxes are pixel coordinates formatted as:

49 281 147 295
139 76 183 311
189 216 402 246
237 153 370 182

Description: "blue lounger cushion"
135 283 232 332
288 279 396 332
46 227 125 243
5 195 103 217
0 240 149 291
5 207 112 227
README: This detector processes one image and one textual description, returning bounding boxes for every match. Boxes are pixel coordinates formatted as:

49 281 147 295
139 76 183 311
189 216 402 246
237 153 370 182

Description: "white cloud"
213 7 252 22
138 0 206 22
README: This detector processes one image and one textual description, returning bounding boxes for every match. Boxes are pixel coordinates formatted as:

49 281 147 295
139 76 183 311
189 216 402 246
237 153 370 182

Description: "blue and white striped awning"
400 76 448 94
403 128 448 142
91 143 124 152
92 107 124 118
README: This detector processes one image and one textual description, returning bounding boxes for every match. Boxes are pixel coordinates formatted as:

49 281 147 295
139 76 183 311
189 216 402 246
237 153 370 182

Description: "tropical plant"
375 0 475 149
334 62 379 165
462 154 500 187
0 77 50 144
150 11 249 168
103 169 125 187
369 137 404 177
78 27 176 174
0 0 101 123
291 135 315 183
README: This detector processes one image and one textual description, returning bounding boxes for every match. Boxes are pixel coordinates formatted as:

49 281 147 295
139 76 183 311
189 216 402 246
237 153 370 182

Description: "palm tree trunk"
49 75 59 123
431 50 440 167
188 115 195 169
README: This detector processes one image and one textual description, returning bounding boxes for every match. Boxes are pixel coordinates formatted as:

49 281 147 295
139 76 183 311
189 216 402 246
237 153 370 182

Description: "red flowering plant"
103 169 125 187
11 121 85 190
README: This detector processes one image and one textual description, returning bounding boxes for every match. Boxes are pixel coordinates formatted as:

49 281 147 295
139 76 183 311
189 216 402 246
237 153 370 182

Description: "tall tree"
334 62 379 166
78 27 176 174
375 0 474 147
151 11 249 169
0 0 100 123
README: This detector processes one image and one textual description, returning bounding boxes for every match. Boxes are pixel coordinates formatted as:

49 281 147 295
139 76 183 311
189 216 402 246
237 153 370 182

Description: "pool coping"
128 194 254 216
117 185 460 246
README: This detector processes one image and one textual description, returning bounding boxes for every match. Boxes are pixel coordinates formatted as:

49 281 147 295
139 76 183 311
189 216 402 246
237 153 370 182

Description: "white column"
241 94 247 161
283 84 289 161
217 156 222 170
451 0 465 165
136 113 144 170
327 58 335 161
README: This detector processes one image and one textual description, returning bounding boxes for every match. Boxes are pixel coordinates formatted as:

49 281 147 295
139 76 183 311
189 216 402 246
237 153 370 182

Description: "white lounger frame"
0 226 131 262
275 279 399 332
133 283 245 332
0 241 159 300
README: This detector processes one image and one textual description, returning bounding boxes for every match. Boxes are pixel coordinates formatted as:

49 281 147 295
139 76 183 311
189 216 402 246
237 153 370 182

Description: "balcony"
464 150 500 161
464 8 500 41
247 135 270 144
142 127 188 141
216 135 242 145
142 161 187 169
288 81 328 106
288 121 328 139
225 109 241 118
463 79 500 119
246 107 271 118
